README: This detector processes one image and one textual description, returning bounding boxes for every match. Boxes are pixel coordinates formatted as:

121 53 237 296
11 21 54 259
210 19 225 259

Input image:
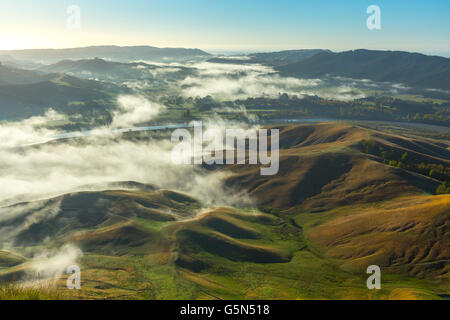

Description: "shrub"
436 181 450 194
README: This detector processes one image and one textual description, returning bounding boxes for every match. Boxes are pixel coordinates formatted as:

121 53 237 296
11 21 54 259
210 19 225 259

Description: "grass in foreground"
0 282 65 300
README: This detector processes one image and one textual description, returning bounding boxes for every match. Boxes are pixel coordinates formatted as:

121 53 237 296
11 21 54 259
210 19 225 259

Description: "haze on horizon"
0 0 449 57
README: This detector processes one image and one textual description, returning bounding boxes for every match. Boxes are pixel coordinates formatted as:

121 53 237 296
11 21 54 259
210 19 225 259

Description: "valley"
0 121 448 300
0 46 449 300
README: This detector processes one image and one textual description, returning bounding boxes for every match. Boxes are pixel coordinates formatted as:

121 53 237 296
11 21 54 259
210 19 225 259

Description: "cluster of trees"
405 110 450 124
360 139 450 192
415 163 450 181
241 95 449 125
436 181 450 194
171 94 450 126
159 93 450 127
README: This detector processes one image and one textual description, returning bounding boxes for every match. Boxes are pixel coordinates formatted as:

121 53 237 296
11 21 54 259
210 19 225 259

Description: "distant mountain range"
276 49 450 90
0 45 211 64
37 58 144 80
36 58 192 82
1 47 450 122
210 49 450 91
2 46 449 90
209 49 330 66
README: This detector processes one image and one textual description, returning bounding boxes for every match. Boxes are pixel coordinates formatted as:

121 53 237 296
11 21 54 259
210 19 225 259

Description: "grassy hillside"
307 195 449 279
0 283 64 300
1 123 448 300
0 251 26 268
225 124 448 211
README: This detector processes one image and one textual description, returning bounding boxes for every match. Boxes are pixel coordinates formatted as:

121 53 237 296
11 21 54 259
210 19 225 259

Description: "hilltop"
226 123 449 211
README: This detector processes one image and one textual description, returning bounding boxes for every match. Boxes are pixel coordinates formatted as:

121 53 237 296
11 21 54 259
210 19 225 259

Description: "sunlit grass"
0 282 65 300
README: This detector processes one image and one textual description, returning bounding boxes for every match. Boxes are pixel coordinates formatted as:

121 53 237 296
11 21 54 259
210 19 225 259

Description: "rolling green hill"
225 123 448 211
1 123 448 300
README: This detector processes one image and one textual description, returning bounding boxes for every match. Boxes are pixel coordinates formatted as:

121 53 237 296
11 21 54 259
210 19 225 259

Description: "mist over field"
0 104 254 208
123 60 377 101
0 91 258 283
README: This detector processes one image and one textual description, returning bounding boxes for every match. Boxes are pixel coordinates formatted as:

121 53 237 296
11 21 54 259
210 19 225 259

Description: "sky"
0 0 449 56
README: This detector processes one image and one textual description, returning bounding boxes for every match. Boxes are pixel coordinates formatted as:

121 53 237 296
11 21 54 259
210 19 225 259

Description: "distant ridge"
249 49 332 66
0 63 53 85
276 49 450 90
208 49 330 66
0 45 212 63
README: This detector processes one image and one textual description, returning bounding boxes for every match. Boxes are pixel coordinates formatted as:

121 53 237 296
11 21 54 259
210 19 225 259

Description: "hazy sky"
0 0 449 56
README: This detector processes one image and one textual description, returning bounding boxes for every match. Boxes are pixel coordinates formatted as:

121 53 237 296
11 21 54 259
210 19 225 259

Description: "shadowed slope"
0 186 200 247
173 208 292 270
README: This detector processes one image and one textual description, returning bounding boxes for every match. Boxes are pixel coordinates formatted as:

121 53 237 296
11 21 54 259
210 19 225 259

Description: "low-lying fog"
0 96 255 208
124 60 409 101
0 57 413 281
0 93 257 281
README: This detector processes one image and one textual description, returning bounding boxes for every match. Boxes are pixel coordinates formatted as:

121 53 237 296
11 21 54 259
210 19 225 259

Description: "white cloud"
0 122 252 208
179 62 321 100
27 244 82 281
111 95 166 128
0 200 61 247
0 109 66 148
